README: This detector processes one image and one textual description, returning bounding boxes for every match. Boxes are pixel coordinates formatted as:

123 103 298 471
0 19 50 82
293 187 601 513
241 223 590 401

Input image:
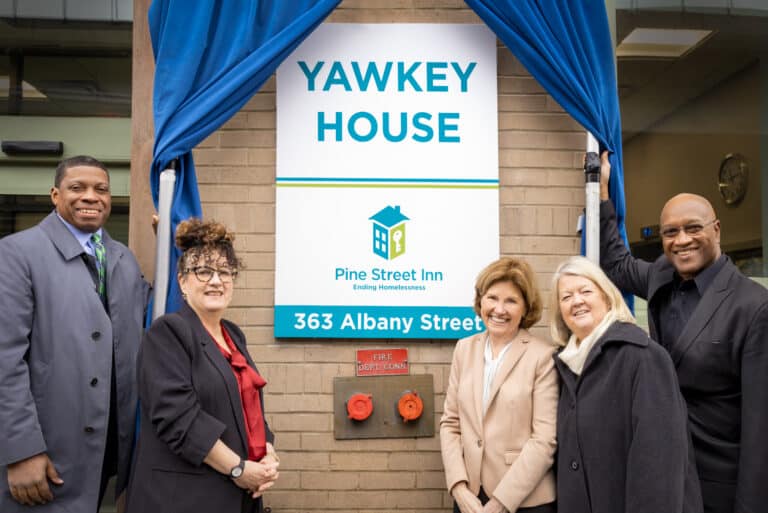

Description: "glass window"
0 54 131 117
0 19 131 117
0 194 129 244
617 8 767 277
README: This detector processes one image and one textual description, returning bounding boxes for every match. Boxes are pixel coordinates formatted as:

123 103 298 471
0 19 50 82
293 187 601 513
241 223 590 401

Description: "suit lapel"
485 335 528 412
40 212 108 316
183 305 249 454
102 230 124 282
646 261 675 341
39 211 88 262
471 333 486 427
670 263 735 366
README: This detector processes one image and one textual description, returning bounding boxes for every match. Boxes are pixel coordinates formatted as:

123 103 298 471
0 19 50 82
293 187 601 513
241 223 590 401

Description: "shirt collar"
484 335 513 364
55 211 103 253
673 254 726 294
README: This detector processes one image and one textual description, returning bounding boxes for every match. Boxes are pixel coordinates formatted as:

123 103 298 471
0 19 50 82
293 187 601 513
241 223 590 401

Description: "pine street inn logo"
369 205 408 260
334 204 444 293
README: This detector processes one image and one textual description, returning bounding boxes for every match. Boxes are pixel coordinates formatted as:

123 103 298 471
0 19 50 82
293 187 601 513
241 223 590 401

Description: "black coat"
125 303 274 513
554 322 702 513
601 200 768 513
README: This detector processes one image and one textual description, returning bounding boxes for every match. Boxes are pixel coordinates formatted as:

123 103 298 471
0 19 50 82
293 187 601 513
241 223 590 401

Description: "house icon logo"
369 205 409 260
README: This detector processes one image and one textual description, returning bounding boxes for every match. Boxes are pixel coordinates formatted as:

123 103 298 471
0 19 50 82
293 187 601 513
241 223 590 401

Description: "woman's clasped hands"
452 482 508 513
233 458 279 499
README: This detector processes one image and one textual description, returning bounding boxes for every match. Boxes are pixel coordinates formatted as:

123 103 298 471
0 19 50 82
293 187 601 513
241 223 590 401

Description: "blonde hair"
474 257 542 329
549 256 635 346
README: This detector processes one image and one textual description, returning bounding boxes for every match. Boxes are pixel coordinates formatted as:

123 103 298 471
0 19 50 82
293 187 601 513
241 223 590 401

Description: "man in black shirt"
597 151 768 513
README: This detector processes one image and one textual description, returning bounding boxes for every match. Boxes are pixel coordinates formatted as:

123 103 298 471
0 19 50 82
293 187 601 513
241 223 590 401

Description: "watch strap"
229 458 245 479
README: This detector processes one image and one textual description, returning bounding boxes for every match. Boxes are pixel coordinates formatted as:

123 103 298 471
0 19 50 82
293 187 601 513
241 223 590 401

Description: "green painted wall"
0 116 131 196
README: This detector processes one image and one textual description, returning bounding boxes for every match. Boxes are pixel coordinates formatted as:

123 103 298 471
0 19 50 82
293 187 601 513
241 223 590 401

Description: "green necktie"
91 233 106 299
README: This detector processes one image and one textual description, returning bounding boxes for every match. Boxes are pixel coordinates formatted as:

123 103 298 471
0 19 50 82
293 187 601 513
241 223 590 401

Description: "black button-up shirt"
657 255 727 347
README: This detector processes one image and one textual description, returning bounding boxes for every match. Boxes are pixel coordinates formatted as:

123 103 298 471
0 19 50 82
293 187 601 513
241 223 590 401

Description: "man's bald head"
659 193 721 280
662 193 717 222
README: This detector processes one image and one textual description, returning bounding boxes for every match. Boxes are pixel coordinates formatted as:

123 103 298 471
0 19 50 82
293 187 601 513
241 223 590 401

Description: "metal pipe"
152 161 177 321
585 132 601 264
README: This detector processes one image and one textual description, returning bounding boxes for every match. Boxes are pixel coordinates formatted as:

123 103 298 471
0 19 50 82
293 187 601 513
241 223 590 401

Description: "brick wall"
133 1 585 511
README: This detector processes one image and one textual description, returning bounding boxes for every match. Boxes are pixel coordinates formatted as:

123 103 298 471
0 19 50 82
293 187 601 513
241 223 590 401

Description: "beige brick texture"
183 2 584 512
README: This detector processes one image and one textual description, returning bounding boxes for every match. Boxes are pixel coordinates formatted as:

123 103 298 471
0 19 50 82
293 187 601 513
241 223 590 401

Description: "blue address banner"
275 305 485 339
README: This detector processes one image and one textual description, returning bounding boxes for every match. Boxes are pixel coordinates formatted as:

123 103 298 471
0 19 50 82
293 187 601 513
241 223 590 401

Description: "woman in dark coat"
126 219 279 513
549 256 702 513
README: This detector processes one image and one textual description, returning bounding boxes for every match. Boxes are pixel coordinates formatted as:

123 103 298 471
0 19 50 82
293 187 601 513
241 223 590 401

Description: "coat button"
90 378 98 387
91 331 101 341
476 439 482 448
84 426 94 433
570 460 579 470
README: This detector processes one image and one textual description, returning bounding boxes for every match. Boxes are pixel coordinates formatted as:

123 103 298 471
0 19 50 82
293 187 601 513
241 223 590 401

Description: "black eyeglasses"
185 266 237 283
660 219 717 240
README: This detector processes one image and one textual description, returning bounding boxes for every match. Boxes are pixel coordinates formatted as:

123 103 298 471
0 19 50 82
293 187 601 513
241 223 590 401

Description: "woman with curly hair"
126 219 278 513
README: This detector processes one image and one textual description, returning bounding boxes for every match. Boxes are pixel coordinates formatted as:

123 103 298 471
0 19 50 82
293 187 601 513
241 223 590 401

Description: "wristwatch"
229 459 245 479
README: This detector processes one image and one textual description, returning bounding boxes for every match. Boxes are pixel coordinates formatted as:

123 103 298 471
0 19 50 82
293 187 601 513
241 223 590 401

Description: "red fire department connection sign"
356 348 409 376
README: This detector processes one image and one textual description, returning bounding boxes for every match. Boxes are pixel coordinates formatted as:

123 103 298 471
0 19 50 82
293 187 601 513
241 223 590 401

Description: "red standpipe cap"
346 393 374 421
397 391 423 422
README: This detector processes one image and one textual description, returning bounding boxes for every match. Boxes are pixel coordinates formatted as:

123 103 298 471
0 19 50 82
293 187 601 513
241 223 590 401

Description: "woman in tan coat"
440 257 558 513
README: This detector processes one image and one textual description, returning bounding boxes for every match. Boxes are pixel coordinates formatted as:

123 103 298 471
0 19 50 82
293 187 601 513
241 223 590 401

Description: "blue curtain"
148 0 340 314
464 1 629 255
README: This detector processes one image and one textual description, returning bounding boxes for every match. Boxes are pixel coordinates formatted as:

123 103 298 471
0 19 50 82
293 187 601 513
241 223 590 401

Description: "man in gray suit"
597 152 768 513
0 156 149 512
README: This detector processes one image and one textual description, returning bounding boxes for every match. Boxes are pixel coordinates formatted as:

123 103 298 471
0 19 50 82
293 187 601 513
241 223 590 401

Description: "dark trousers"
453 486 556 513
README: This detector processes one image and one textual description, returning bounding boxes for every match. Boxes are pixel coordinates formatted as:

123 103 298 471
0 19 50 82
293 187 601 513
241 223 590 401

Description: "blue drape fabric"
148 0 340 314
464 0 629 254
149 0 627 313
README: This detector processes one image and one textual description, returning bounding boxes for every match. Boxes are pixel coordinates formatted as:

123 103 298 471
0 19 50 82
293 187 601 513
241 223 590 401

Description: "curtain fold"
464 0 629 254
149 0 628 314
148 0 341 314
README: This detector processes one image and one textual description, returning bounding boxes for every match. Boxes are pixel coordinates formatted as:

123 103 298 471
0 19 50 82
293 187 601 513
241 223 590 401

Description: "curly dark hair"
175 218 243 274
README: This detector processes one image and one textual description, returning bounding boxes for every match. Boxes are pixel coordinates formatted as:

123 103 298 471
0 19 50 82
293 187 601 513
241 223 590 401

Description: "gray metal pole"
585 133 601 264
152 165 177 321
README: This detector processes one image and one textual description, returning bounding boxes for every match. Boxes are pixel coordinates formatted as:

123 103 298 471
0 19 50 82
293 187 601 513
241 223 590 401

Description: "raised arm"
597 151 652 298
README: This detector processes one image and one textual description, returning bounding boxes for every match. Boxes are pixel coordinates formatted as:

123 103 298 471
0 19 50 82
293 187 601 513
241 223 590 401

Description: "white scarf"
558 310 618 376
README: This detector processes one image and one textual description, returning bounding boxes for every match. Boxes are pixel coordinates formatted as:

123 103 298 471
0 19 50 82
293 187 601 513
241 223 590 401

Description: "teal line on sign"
276 183 498 189
276 177 499 183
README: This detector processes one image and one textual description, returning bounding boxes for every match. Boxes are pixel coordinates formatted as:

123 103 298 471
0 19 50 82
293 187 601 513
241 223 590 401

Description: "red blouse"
212 325 267 460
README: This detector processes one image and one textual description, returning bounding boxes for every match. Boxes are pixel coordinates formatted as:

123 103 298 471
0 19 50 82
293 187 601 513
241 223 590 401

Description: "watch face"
230 463 244 478
718 153 748 206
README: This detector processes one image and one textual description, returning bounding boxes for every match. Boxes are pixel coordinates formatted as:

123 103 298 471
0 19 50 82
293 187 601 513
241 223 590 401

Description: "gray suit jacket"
600 200 768 513
0 212 149 513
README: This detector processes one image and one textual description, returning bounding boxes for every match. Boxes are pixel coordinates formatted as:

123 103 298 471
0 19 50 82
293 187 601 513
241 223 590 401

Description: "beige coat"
440 330 558 511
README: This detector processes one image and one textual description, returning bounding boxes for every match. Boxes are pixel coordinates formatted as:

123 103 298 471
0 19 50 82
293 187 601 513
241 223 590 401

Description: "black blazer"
125 303 274 513
600 200 768 513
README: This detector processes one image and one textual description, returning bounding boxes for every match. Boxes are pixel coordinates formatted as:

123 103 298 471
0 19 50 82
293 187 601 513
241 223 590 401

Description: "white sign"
275 23 499 339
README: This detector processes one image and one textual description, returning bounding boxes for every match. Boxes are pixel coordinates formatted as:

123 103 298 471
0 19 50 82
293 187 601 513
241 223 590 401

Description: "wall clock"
718 153 748 206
